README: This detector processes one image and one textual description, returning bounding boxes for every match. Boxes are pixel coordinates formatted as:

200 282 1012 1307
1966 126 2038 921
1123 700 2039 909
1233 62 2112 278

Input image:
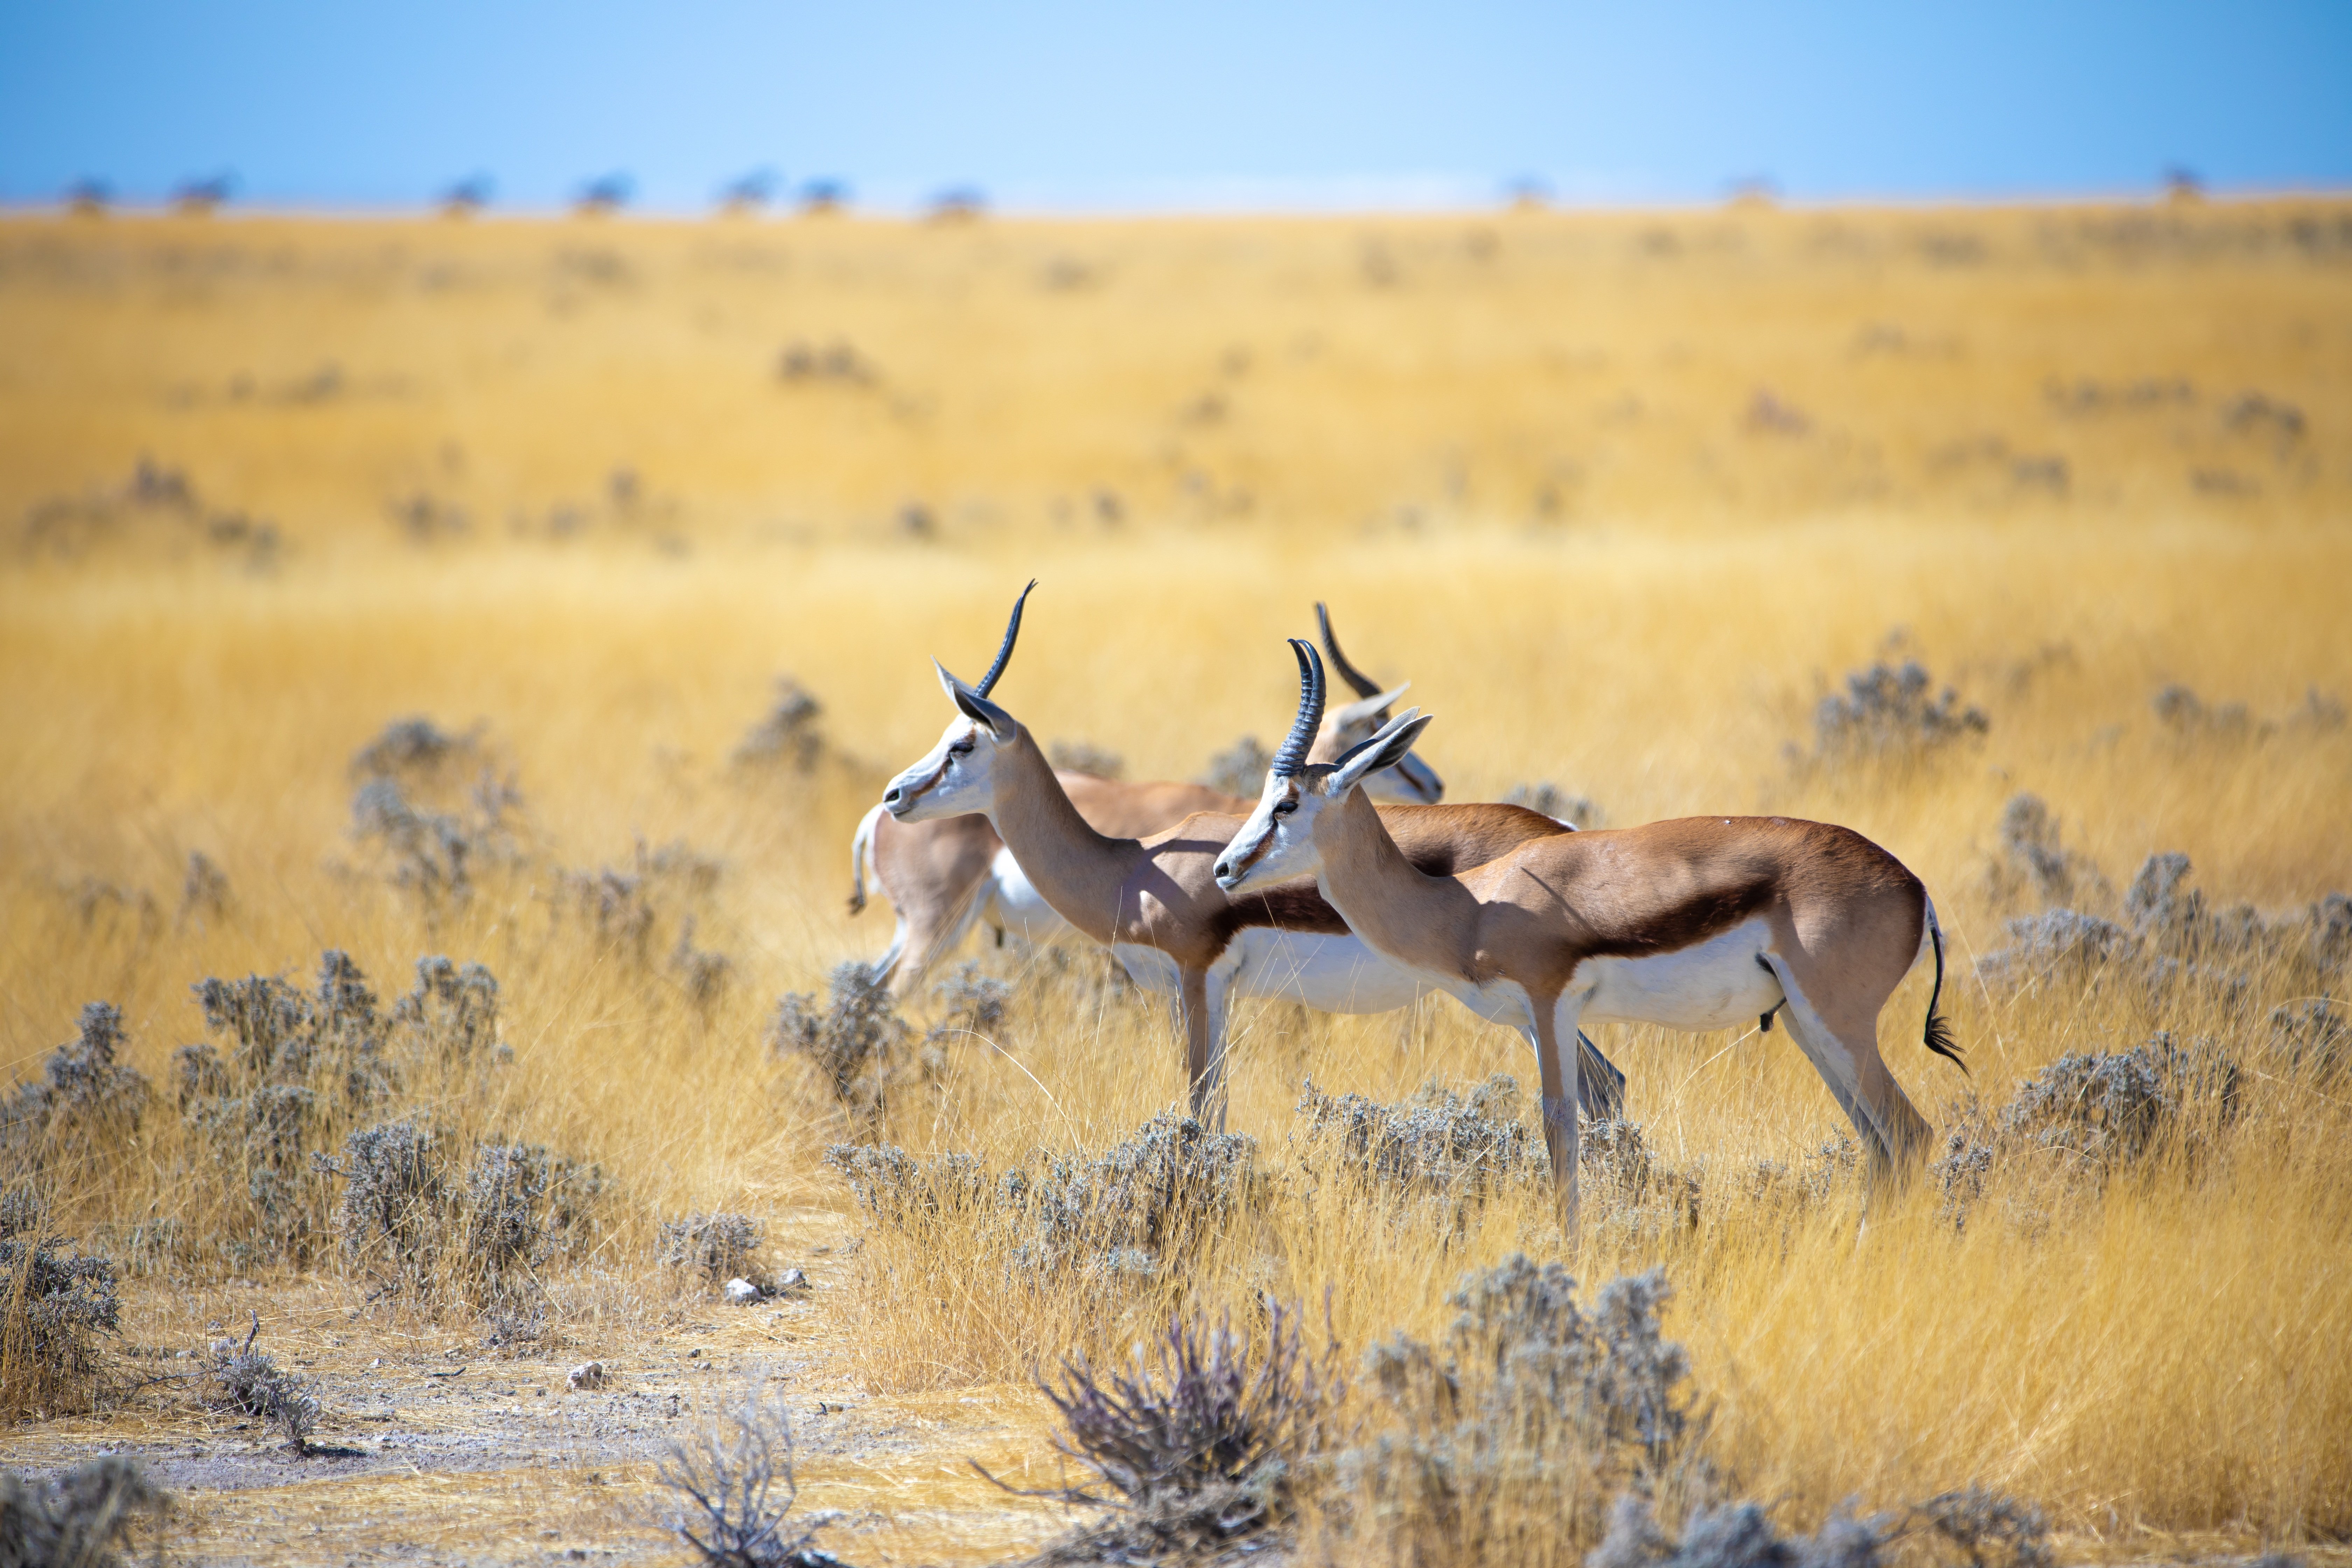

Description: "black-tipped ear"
952 683 1017 742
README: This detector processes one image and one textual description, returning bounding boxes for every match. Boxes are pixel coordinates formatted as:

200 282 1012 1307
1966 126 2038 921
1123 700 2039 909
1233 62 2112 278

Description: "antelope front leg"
1533 992 1583 1236
1178 966 1233 1130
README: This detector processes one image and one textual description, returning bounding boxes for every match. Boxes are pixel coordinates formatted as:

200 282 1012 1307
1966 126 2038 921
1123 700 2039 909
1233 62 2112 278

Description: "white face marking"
1213 773 1330 895
882 714 997 822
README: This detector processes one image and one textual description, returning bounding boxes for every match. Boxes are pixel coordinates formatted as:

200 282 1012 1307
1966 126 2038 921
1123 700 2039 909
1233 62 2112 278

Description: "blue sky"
4 1 2347 211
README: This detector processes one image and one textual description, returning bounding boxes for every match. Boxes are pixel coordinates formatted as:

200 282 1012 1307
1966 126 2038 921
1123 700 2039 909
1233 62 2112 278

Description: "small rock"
567 1361 606 1392
724 1278 760 1305
775 1266 808 1292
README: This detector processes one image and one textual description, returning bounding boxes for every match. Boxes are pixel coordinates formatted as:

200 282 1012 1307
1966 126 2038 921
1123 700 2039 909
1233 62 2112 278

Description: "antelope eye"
1272 799 1297 816
950 737 975 756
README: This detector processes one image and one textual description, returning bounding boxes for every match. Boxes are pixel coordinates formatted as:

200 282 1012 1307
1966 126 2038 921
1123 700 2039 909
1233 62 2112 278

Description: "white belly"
1578 917 1781 1031
1220 928 1430 1014
986 848 1079 944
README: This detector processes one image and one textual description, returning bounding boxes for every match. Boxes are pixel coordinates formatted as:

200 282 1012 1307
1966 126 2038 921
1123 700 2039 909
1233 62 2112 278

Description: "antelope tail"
1922 905 1965 1073
848 802 886 916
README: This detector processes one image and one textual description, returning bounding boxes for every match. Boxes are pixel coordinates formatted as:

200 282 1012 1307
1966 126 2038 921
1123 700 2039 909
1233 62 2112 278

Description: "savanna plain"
1 197 2348 1567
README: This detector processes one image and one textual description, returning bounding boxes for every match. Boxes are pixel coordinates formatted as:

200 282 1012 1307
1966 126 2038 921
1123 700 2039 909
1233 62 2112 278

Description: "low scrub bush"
0 1456 169 1568
1976 853 2348 1017
1803 661 1987 770
830 1113 1263 1284
1321 1260 1702 1566
993 1300 1343 1564
1933 1036 2242 1223
201 1313 320 1453
1503 783 1604 829
660 1213 772 1293
772 964 932 1129
320 1119 609 1309
1197 735 1273 798
0 1004 152 1175
656 1379 846 1567
733 678 828 773
1589 1484 2049 1568
0 1192 121 1420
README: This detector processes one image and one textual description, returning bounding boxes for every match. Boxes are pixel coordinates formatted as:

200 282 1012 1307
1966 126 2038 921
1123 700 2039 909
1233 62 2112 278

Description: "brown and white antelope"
876 586 1628 1122
1213 640 1962 1228
848 603 1442 987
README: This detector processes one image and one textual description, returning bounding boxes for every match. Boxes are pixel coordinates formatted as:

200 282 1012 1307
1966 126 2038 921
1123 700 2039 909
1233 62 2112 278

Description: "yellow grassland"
1 201 2348 1562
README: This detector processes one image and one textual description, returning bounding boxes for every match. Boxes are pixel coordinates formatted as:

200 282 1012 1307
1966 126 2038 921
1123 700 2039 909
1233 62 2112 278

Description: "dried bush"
770 964 933 1128
324 1119 451 1290
1325 1261 1701 1562
827 1113 1262 1286
1003 1114 1261 1282
1804 661 1987 769
1977 853 2346 1009
661 1213 771 1292
1590 1493 1883 1568
734 678 828 772
201 1313 320 1453
463 1142 608 1303
998 1301 1344 1564
2269 998 2347 1081
1296 1077 1668 1230
2152 683 2343 743
1048 739 1126 780
0 1194 121 1419
0 1456 169 1568
931 964 1011 1037
1933 1037 2241 1220
1988 794 2105 909
1297 1075 1545 1202
655 1379 844 1567
671 917 734 1007
180 849 231 923
178 953 407 1265
822 1146 991 1230
0 1004 152 1171
350 770 523 902
1197 735 1274 799
1504 783 1604 829
390 956 504 1066
350 716 480 782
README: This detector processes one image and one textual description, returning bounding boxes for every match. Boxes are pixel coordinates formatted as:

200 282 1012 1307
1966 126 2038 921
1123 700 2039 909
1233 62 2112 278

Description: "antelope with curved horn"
1214 640 1961 1229
849 600 1447 984
877 586 1628 1122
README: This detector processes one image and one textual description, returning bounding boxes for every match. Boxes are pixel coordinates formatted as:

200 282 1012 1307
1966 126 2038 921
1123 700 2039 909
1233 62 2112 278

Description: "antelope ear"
1330 709 1435 794
1329 682 1411 731
951 681 1018 742
934 658 969 701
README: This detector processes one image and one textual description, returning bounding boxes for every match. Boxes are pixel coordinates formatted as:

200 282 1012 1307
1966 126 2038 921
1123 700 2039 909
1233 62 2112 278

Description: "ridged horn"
1272 638 1326 777
974 580 1037 698
1315 602 1384 700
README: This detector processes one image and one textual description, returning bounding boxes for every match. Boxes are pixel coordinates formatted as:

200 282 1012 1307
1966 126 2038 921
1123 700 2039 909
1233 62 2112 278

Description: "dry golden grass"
1 200 2347 1562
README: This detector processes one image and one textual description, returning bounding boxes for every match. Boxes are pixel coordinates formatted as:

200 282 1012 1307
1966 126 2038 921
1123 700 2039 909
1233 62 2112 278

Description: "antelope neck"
985 727 1143 945
1312 787 1478 980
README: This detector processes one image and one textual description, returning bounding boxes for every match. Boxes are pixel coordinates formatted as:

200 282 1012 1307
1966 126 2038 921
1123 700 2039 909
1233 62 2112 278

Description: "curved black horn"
974 579 1038 697
1272 639 1326 777
1315 602 1384 699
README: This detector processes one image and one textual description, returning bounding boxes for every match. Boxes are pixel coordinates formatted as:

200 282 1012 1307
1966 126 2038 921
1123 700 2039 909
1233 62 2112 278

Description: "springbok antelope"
848 603 1442 987
877 586 1628 1121
1213 640 1961 1228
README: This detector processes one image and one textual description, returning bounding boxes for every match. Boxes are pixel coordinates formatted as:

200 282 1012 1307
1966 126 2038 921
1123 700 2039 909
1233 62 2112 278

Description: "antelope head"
1214 639 1434 896
881 580 1035 823
1314 602 1442 804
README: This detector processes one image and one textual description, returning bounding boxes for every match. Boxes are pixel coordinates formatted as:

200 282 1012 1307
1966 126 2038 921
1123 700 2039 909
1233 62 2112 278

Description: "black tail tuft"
1922 915 1967 1074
